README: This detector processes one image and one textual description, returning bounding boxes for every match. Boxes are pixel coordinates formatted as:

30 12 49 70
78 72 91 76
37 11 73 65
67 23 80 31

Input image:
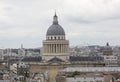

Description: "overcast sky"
0 0 120 48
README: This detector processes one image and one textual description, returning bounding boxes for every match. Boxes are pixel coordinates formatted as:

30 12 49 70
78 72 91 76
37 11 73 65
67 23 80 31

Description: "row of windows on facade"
77 81 102 82
46 36 65 40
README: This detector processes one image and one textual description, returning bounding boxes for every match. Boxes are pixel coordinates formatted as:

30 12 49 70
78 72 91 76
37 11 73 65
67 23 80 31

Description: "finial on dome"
53 11 58 24
55 10 57 16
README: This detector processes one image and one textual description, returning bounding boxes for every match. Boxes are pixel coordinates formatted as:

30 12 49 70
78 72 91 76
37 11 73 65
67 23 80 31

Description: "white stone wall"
42 35 69 62
10 64 17 74
66 76 104 82
104 55 118 66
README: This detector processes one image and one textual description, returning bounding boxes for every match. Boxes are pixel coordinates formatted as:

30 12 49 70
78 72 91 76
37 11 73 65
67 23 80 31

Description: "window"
58 37 60 40
96 81 102 82
90 81 93 82
54 37 56 40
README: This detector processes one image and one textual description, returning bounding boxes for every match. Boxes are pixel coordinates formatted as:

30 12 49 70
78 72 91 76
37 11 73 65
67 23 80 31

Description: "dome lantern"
53 12 58 24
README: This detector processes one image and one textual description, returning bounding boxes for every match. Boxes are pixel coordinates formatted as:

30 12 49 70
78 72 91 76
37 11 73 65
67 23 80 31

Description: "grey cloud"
62 0 120 24
0 0 120 48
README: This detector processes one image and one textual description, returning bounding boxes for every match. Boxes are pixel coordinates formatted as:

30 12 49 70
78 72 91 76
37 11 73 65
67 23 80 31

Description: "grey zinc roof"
8 59 20 63
22 56 42 62
69 56 104 62
47 57 64 63
46 24 65 35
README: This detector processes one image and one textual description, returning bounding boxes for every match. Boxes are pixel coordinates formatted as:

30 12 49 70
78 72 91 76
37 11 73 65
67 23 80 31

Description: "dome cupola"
46 13 65 36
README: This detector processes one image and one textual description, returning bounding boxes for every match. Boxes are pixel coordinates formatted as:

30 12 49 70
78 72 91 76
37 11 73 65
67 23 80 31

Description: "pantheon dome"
46 13 65 36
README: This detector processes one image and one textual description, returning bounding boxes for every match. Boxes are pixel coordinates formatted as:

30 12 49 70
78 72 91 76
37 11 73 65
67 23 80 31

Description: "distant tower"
42 13 69 62
103 42 113 56
18 44 25 56
21 44 23 49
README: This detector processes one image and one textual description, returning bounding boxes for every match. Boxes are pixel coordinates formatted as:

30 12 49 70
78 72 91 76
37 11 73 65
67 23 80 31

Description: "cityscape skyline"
0 0 120 48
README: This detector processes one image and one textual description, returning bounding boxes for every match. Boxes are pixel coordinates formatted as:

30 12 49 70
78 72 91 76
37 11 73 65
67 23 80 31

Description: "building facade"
21 13 118 82
42 13 69 62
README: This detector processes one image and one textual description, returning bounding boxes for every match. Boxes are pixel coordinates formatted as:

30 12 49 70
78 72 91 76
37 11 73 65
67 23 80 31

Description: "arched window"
58 37 60 40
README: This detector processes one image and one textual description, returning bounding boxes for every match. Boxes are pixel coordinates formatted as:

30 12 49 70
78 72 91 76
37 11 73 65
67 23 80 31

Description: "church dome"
47 24 65 35
104 42 112 50
46 13 65 36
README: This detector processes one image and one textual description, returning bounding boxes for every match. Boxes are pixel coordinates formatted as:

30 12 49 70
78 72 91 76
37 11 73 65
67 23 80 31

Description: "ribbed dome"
46 24 65 35
46 13 65 36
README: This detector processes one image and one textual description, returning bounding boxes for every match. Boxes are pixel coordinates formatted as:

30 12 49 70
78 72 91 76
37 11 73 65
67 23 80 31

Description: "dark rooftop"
70 56 104 62
47 57 64 63
22 56 42 62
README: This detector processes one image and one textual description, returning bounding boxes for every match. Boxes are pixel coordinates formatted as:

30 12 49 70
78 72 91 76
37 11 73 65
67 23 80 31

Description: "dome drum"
46 35 65 40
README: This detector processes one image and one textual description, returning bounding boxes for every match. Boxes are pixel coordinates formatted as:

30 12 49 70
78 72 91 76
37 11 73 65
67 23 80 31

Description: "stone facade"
42 13 69 62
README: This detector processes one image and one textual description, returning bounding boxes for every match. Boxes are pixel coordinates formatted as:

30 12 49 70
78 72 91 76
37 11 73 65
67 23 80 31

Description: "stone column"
55 44 56 53
62 44 64 53
52 44 53 53
54 44 56 53
50 44 52 53
60 44 62 53
49 44 50 53
61 44 63 53
58 44 60 53
63 44 65 53
46 44 47 53
64 44 66 53
48 44 49 53
51 44 52 53
56 44 58 53
53 44 55 53
50 44 51 53
56 44 57 53
57 44 59 53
